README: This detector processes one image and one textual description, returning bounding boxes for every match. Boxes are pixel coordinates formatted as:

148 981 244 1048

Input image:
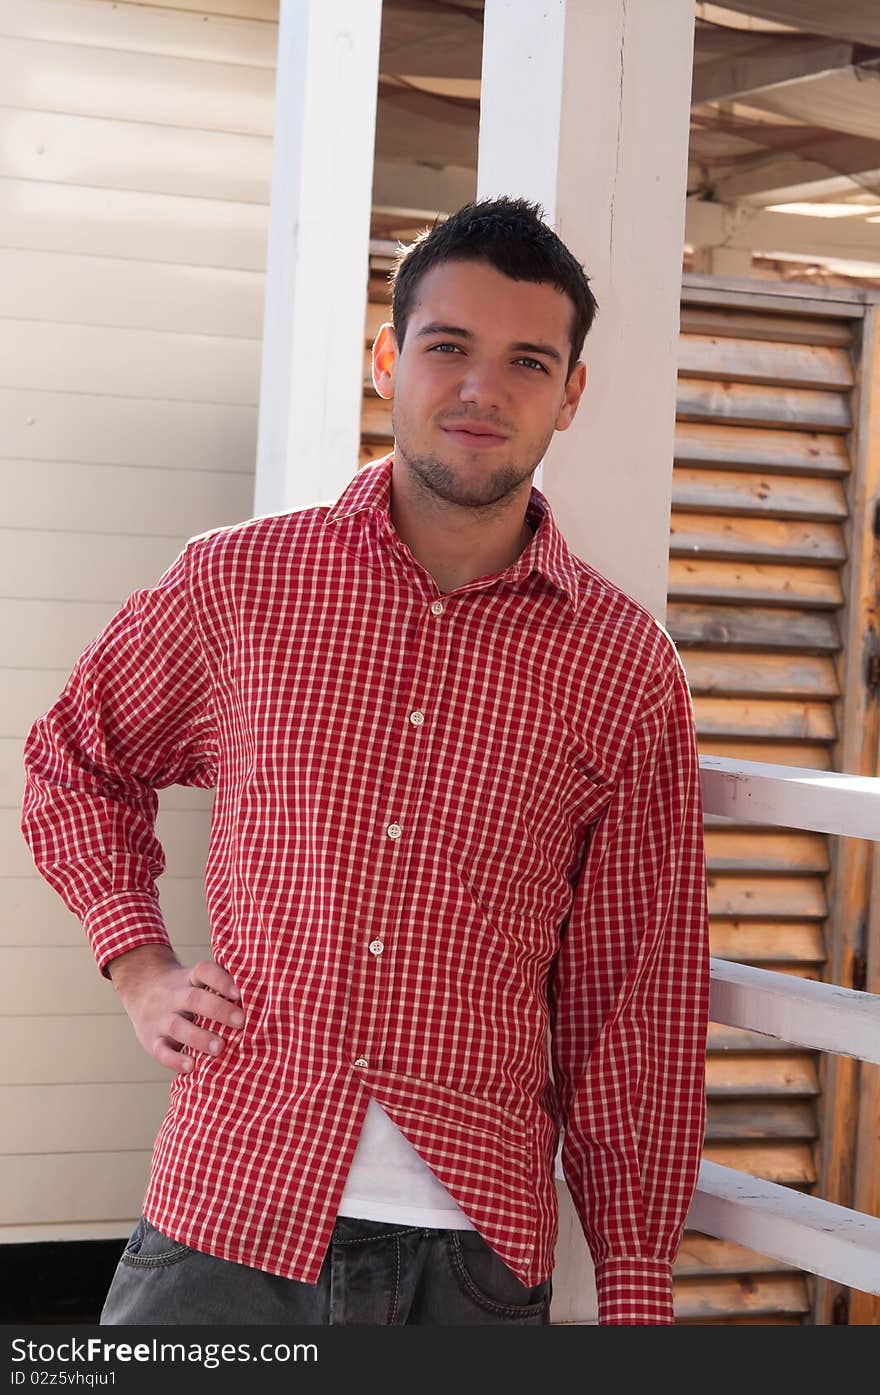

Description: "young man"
20 197 709 1326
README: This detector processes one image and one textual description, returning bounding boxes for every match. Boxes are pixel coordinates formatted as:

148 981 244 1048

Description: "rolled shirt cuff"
83 892 174 980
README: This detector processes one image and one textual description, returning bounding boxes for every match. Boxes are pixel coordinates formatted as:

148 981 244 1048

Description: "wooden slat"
709 920 826 965
678 306 853 348
360 440 393 467
674 1232 802 1275
706 1054 819 1097
673 420 850 477
677 1315 804 1324
673 1273 808 1318
670 512 846 565
701 1144 816 1184
668 603 841 652
708 1024 811 1053
707 874 828 919
693 696 836 741
676 379 851 431
361 399 393 440
668 558 842 609
706 1099 817 1141
702 736 831 770
680 275 865 319
705 736 834 769
678 335 853 391
671 466 847 521
704 829 830 874
366 300 391 340
678 649 840 699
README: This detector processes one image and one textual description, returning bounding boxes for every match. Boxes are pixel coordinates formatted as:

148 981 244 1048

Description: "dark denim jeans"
100 1212 552 1325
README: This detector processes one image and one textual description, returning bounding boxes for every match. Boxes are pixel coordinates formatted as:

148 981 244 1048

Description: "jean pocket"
120 1213 195 1270
447 1231 551 1320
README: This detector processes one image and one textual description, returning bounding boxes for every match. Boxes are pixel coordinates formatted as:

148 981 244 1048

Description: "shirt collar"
324 452 583 613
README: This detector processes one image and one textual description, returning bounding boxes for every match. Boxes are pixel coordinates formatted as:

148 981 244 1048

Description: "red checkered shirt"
20 452 709 1324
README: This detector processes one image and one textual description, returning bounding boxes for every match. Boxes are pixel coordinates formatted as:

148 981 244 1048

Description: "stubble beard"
392 405 552 512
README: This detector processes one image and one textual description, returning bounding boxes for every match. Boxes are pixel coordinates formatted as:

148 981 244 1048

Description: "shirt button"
430 600 444 616
409 710 424 726
387 823 402 839
353 1057 369 1068
369 939 384 956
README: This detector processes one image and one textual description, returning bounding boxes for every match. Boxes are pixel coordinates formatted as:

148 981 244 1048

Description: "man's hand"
108 944 244 1075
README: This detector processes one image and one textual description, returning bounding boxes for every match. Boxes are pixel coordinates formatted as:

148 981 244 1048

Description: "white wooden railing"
691 756 880 1297
552 754 880 1302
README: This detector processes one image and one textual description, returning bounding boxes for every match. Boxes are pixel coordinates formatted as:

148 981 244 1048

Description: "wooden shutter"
672 275 879 1325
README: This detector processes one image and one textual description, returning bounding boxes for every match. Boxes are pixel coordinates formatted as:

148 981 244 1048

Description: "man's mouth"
441 426 509 444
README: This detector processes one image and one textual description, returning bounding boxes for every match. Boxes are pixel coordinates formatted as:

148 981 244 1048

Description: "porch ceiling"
375 0 880 269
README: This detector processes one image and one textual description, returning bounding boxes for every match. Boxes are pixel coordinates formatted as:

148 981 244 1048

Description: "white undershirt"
336 1096 476 1230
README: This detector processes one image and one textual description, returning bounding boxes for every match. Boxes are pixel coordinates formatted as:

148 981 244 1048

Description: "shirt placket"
345 588 455 1076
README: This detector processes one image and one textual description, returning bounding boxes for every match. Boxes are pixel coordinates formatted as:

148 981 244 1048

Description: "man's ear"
372 323 399 400
555 361 587 431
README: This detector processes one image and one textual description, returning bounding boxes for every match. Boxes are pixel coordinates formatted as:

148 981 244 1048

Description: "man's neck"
389 456 535 596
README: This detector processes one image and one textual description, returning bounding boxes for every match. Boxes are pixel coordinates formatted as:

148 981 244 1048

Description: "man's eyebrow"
414 322 563 366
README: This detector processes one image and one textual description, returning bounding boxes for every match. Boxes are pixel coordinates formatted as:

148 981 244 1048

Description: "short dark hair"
388 196 598 380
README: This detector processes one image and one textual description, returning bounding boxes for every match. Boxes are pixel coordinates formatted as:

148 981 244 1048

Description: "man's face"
372 258 586 510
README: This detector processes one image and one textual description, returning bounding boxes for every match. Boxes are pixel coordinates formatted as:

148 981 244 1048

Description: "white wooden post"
479 0 696 1323
254 0 383 516
478 0 696 621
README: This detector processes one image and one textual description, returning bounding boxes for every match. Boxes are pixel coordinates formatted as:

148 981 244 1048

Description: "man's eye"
517 358 547 372
429 343 462 354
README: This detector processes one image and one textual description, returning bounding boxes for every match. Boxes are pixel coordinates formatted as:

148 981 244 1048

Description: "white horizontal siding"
4 1082 173 1154
2 465 254 538
2 0 275 1234
0 0 278 52
0 1150 154 1227
0 248 266 337
2 532 194 602
0 877 212 946
0 1015 204 1085
0 389 258 470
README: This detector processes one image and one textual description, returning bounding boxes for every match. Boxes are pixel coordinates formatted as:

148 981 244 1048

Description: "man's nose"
458 359 504 406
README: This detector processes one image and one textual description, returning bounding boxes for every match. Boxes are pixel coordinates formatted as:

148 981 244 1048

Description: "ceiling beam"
686 197 880 263
717 1 880 48
379 0 483 78
708 137 880 202
692 35 861 104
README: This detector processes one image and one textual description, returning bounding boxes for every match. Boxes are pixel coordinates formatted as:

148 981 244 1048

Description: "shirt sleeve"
20 542 218 980
547 647 710 1325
